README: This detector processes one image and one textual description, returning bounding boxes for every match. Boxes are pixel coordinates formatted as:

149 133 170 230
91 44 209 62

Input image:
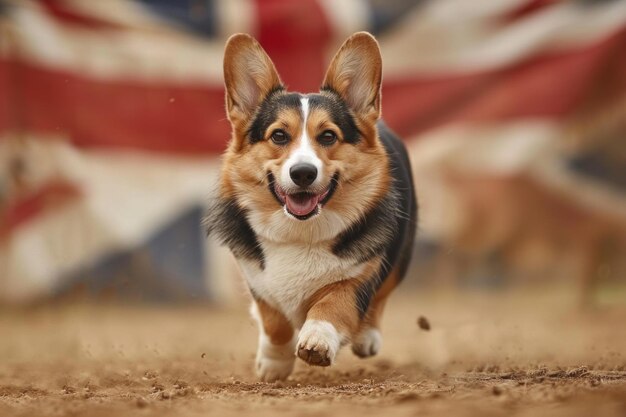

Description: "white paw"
351 328 382 358
255 338 296 382
256 354 295 382
296 320 343 367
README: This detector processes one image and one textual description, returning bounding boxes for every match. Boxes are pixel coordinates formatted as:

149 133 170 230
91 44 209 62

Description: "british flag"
1 0 625 303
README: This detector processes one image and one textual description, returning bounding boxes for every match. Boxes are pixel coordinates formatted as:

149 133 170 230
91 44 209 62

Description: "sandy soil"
1 290 625 417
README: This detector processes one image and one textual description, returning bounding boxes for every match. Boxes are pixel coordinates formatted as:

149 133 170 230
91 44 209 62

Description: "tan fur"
223 34 282 131
322 32 382 124
220 98 391 240
221 32 390 227
255 298 294 345
220 32 404 376
359 267 400 332
304 258 382 338
222 32 394 320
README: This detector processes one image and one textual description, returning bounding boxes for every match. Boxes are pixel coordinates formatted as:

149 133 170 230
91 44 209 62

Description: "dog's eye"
317 130 337 146
270 129 290 145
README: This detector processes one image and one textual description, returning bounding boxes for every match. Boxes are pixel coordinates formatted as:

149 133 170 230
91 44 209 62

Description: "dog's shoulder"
204 197 265 268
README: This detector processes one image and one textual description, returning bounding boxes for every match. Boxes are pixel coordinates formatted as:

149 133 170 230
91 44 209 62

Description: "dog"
206 32 417 381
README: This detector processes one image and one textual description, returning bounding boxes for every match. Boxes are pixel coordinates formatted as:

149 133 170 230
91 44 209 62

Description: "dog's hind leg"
251 299 296 382
351 270 399 358
351 298 386 358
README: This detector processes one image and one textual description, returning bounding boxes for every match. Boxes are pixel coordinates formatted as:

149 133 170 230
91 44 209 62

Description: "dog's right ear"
223 34 282 125
322 32 382 122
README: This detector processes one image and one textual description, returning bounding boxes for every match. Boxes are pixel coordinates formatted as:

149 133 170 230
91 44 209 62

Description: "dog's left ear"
223 34 282 125
322 32 382 121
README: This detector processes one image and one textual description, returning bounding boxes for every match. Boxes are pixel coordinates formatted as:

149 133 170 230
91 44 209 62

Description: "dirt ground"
1 289 625 417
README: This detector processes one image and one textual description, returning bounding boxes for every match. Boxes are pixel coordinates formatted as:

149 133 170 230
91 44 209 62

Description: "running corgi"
206 32 417 381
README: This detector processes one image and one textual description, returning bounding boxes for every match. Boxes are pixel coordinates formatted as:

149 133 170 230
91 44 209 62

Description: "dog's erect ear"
322 32 382 121
223 34 282 123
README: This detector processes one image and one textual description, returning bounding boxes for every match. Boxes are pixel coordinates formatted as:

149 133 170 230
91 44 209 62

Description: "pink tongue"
285 194 320 216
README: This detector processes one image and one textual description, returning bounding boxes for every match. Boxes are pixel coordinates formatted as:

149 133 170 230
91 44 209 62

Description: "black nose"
289 163 317 187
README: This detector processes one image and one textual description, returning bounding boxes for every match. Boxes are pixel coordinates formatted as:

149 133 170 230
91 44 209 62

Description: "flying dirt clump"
417 315 431 331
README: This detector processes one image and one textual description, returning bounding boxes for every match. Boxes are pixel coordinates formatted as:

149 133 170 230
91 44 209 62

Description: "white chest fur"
238 239 364 327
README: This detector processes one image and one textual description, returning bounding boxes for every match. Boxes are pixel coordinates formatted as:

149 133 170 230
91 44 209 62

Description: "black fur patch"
204 197 265 269
309 92 361 144
246 89 361 146
332 187 402 318
331 189 400 263
247 90 301 143
377 121 418 282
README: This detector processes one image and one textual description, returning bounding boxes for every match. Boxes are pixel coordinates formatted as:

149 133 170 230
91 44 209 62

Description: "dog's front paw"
296 320 343 367
351 327 382 358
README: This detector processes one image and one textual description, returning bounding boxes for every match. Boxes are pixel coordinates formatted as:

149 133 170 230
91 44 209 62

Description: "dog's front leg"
296 279 361 367
251 299 296 382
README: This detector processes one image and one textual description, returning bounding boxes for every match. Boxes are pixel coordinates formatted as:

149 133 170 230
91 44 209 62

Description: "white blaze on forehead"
280 97 323 188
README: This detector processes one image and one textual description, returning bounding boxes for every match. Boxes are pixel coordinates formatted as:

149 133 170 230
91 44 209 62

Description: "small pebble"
417 316 431 331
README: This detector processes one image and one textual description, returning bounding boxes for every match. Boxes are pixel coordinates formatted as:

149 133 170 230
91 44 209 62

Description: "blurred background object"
0 0 625 306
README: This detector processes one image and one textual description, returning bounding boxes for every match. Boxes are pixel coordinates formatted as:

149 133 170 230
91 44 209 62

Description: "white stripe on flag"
10 1 226 84
317 0 370 40
215 0 258 38
381 0 626 76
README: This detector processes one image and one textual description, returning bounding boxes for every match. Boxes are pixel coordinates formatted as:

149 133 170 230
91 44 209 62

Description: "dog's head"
220 32 390 240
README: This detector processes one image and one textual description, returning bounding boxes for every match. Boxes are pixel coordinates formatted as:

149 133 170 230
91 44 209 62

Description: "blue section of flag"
367 0 425 34
55 206 209 303
567 150 626 192
134 0 218 37
0 0 9 15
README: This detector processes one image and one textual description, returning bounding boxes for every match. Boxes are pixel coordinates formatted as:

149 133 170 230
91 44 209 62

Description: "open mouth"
268 173 338 220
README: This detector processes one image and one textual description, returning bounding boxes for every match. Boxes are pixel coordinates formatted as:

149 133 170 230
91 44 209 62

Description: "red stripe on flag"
0 180 81 240
256 0 332 93
3 61 230 155
0 59 11 132
383 25 626 138
501 0 561 24
39 0 124 30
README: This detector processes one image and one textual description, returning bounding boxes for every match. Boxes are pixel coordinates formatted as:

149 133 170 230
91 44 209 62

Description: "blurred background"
1 0 625 308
